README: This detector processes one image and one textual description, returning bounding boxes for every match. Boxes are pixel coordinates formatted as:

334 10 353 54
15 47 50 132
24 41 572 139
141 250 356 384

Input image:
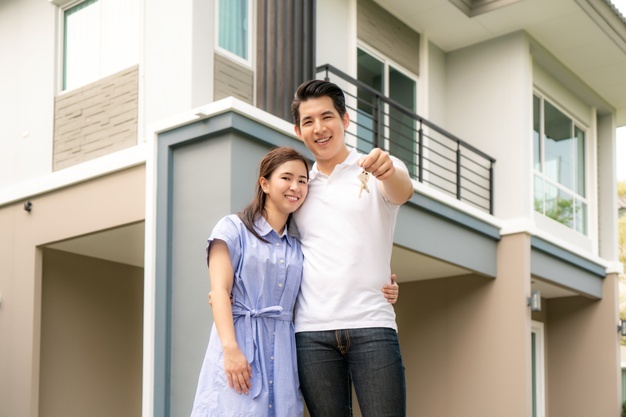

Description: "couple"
191 80 414 417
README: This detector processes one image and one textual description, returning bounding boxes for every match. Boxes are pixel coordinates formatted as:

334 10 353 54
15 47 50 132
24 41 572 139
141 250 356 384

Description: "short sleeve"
206 215 243 269
390 154 409 174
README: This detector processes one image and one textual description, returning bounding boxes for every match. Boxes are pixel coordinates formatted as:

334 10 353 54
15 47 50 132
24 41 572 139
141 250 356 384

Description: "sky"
613 1 626 181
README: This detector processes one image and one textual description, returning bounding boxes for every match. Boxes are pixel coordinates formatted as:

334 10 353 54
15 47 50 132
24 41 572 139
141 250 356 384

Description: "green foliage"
618 181 626 197
546 198 574 227
534 197 574 228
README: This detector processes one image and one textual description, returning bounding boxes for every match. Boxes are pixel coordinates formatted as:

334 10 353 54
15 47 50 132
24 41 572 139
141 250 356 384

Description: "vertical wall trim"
154 135 174 417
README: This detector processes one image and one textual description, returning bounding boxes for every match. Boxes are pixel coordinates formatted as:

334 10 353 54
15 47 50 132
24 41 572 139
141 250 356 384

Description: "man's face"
294 96 350 168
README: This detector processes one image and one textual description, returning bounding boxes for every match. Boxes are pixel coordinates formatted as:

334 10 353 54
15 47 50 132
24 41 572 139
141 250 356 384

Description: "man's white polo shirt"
293 148 407 333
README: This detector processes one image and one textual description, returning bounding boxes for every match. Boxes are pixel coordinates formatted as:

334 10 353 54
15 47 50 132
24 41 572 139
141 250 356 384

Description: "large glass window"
217 0 250 64
533 94 587 234
357 47 417 176
63 0 139 91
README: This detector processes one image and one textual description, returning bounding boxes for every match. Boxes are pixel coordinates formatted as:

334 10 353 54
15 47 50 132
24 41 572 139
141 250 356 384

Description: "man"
292 79 414 417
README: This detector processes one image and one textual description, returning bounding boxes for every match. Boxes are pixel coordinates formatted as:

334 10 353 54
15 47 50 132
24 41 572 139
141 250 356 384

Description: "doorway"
39 223 144 417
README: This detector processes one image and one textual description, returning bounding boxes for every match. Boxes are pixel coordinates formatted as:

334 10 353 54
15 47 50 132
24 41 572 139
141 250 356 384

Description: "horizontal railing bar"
460 176 490 192
460 185 490 201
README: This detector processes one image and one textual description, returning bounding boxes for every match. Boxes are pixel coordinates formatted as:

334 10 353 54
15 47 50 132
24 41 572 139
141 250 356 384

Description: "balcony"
317 64 496 215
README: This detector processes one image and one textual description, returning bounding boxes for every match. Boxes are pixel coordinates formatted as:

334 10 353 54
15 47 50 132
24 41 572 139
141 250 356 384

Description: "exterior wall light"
528 290 541 312
618 319 626 337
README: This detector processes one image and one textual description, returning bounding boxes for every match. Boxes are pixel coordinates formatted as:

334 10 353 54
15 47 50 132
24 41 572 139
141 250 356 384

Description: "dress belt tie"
232 301 293 398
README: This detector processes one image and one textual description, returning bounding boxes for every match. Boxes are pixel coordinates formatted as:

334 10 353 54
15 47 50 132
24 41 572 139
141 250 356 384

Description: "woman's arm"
208 239 252 395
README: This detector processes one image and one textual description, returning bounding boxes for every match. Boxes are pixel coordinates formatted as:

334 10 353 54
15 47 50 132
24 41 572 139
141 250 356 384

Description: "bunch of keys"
357 170 370 198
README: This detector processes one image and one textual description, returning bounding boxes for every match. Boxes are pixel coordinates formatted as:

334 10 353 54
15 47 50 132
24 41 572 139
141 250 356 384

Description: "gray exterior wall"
53 66 139 170
531 236 605 299
396 195 499 278
357 0 420 75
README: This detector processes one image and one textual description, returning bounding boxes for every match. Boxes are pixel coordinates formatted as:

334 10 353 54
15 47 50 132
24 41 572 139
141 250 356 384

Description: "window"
216 0 251 65
533 93 587 234
62 0 139 91
531 322 546 417
356 47 417 176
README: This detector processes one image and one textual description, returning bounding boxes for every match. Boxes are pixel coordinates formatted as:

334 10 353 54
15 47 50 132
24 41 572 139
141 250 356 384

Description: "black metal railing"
317 64 496 214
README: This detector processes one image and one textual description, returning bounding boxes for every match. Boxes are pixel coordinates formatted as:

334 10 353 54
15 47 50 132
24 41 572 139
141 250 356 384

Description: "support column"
547 273 621 417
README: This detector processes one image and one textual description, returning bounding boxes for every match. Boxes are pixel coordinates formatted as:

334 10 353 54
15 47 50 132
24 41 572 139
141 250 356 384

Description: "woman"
191 147 310 417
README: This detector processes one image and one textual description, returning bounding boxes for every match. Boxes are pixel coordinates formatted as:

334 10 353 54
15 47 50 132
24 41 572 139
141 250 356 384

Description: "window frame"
531 321 546 417
354 43 419 151
533 91 589 235
214 0 254 68
61 0 100 91
356 43 419 111
57 0 140 93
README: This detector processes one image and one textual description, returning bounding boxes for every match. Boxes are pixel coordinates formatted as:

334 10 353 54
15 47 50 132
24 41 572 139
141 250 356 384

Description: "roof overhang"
375 0 626 125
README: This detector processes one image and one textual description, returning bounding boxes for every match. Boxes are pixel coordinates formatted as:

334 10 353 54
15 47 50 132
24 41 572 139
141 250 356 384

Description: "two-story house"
1 1 625 416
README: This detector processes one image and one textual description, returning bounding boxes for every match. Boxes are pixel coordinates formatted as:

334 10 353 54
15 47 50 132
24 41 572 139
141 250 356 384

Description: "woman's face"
261 159 309 216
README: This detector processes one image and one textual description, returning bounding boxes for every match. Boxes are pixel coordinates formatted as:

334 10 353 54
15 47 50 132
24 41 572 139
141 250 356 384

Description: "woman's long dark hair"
238 147 309 242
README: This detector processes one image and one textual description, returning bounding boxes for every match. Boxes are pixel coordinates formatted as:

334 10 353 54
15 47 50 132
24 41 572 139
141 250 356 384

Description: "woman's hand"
223 345 252 394
382 274 399 304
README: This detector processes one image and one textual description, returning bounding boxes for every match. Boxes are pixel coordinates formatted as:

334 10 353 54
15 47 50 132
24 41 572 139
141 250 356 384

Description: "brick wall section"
214 53 254 104
53 66 139 171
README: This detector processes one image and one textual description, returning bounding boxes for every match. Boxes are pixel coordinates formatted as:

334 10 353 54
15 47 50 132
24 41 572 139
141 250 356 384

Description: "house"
1 0 625 416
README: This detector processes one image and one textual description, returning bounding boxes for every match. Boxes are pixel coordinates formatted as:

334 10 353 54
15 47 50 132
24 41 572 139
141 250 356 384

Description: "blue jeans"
295 327 406 417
